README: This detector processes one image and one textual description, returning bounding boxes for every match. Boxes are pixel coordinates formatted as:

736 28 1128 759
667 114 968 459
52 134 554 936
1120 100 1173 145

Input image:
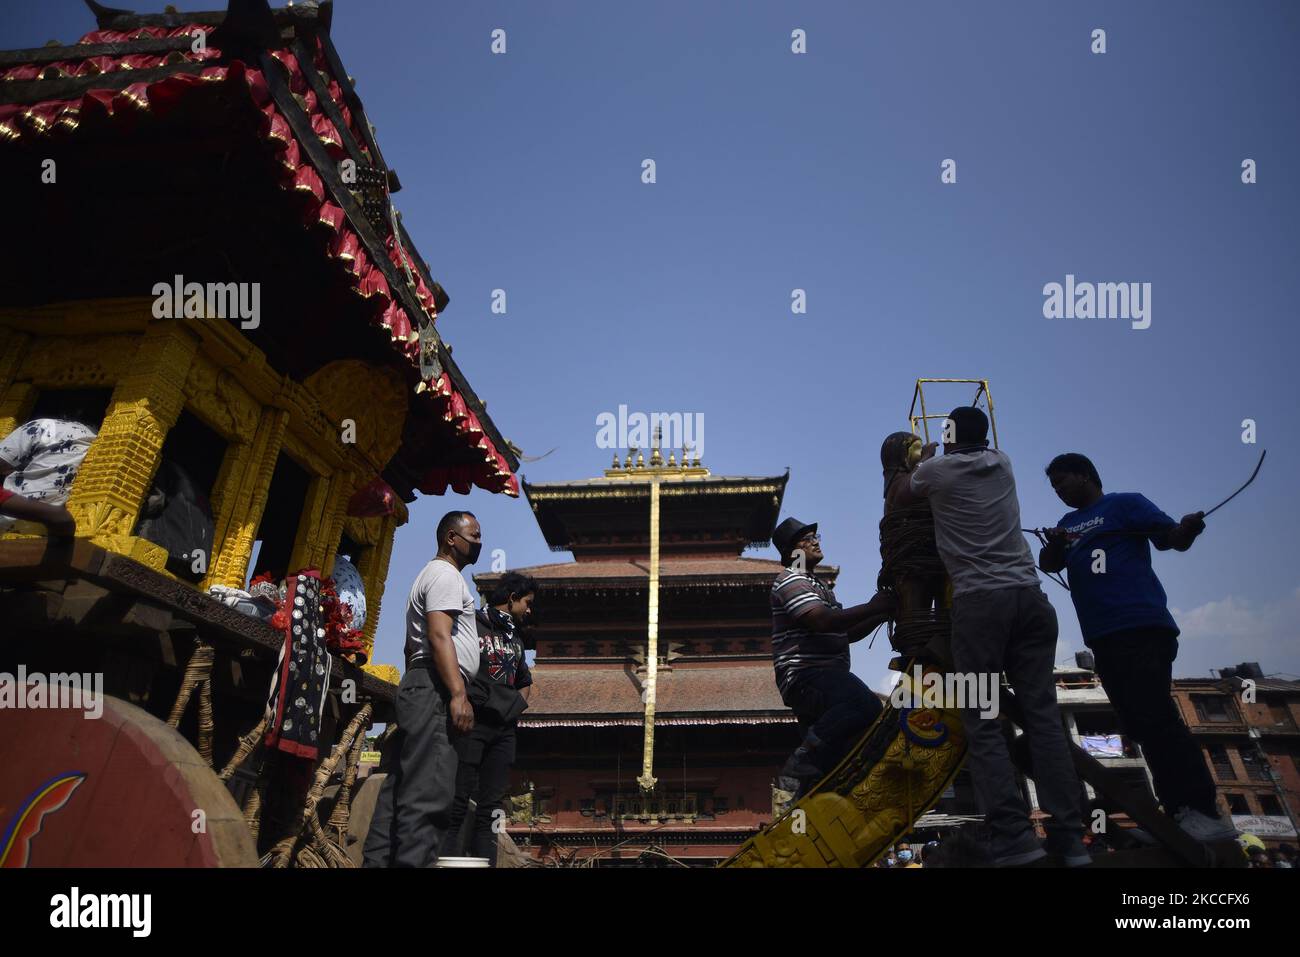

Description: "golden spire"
602 438 710 480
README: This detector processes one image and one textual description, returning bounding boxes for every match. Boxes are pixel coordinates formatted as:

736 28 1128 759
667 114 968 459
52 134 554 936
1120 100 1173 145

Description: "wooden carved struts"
266 702 373 868
167 639 216 765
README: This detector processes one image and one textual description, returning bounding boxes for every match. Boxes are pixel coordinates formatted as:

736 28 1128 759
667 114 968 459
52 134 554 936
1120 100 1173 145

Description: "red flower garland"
248 569 366 663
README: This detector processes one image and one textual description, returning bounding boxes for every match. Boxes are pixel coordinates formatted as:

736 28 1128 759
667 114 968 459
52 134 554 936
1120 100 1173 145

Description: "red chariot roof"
0 4 518 497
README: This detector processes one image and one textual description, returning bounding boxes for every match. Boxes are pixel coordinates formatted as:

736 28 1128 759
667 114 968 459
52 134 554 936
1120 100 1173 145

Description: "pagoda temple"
476 441 827 866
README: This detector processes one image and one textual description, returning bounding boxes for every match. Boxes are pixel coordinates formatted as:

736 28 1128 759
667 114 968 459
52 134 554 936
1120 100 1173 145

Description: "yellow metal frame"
908 377 999 450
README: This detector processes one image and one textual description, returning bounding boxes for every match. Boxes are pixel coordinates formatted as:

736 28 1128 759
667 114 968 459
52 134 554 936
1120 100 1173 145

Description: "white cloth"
331 555 367 631
910 448 1040 596
404 558 480 680
0 418 97 531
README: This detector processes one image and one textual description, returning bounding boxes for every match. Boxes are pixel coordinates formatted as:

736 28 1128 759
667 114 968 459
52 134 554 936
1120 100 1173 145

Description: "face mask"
448 531 482 565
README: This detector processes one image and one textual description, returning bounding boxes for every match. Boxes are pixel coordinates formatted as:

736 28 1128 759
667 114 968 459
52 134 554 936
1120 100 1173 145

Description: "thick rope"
270 703 373 868
327 717 369 835
219 715 269 783
879 504 946 582
166 639 216 765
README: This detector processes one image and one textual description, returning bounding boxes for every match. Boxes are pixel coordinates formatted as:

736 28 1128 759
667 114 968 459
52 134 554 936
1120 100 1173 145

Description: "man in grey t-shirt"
405 553 481 680
898 406 1086 867
364 510 483 868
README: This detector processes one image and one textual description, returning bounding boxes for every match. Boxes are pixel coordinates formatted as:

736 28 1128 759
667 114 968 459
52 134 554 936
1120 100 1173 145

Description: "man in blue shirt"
1038 452 1235 843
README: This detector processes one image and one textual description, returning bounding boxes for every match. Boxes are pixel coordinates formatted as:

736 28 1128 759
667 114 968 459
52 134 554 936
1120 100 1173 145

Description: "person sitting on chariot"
0 415 98 537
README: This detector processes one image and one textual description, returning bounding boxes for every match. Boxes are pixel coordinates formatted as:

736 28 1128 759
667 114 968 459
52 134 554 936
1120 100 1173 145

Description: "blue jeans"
783 669 883 774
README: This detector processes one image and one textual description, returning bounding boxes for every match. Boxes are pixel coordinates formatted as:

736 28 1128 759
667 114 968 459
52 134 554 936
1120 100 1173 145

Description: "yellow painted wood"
722 660 967 869
0 300 412 649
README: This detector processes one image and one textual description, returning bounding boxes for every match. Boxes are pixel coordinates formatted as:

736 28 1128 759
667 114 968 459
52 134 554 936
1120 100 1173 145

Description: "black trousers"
362 667 458 867
1090 628 1218 818
783 669 883 775
444 721 517 866
950 585 1084 859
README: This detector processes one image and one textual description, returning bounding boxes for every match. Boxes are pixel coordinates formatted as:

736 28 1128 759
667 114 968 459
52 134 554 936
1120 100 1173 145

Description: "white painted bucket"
435 856 490 868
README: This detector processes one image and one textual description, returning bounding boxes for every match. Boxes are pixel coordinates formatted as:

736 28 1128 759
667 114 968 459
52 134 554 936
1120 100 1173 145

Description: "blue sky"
9 2 1298 686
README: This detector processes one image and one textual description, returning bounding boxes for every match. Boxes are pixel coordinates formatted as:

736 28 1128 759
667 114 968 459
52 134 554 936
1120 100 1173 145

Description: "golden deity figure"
878 431 953 671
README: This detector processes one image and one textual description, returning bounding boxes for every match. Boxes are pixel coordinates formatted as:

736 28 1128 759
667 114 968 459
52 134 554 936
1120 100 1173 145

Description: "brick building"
1174 663 1300 846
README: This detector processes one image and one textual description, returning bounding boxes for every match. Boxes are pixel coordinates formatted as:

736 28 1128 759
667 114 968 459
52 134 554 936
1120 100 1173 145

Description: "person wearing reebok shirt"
1039 452 1235 843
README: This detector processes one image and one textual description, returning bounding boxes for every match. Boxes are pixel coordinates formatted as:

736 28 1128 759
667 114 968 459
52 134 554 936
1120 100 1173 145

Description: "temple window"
133 409 226 582
248 452 311 583
606 791 698 823
28 386 112 431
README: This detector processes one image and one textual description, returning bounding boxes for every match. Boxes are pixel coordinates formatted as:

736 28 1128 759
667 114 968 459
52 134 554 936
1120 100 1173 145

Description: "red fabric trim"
263 631 296 751
346 476 399 517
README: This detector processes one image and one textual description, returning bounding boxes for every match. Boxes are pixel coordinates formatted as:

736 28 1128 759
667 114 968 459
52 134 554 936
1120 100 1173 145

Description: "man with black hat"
894 406 1087 867
770 516 895 800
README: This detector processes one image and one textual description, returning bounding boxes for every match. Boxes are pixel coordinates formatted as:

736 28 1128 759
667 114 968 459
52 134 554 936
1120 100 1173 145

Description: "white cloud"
877 670 904 694
1171 587 1300 678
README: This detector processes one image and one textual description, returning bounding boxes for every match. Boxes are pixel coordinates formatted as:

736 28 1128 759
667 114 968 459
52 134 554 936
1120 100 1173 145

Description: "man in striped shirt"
771 517 895 799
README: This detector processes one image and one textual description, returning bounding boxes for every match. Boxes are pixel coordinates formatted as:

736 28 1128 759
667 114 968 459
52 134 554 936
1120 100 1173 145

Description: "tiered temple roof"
516 664 791 728
479 445 834 727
